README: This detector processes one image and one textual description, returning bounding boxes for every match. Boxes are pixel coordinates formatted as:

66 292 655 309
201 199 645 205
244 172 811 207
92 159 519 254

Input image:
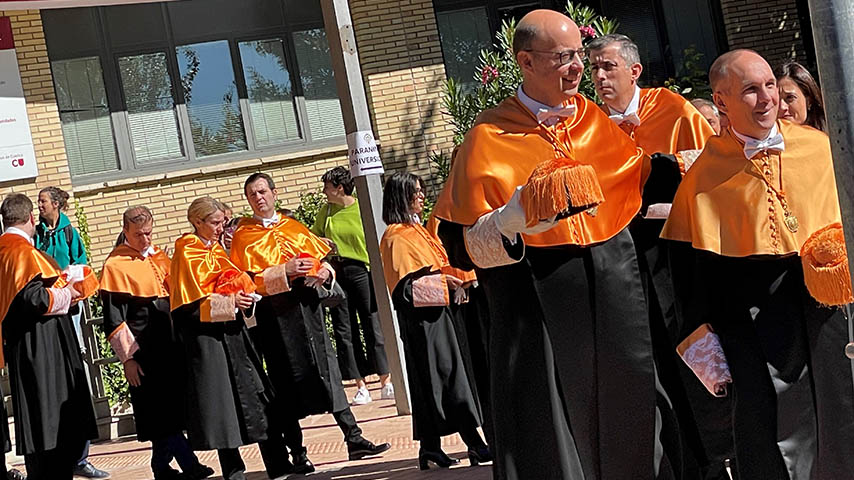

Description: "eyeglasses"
524 48 587 65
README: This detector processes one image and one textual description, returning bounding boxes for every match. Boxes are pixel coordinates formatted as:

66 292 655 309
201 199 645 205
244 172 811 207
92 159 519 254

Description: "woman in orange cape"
379 172 489 469
170 197 292 480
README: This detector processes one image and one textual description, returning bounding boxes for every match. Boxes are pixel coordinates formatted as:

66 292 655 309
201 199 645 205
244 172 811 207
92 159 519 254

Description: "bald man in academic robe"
662 49 854 480
435 10 685 480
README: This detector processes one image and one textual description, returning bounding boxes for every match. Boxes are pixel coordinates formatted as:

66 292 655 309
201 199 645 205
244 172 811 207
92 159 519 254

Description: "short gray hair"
586 34 640 66
690 98 719 116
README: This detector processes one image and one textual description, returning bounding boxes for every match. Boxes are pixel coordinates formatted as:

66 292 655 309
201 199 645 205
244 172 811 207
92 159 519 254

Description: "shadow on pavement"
233 456 493 480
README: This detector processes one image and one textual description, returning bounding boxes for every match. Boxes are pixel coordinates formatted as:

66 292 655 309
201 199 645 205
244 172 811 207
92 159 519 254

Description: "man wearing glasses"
434 9 683 480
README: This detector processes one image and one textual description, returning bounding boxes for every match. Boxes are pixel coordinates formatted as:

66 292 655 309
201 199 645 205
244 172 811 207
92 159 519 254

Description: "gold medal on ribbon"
784 212 799 233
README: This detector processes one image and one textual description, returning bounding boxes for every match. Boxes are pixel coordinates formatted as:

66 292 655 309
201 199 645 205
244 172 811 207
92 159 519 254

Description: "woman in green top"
35 186 87 268
312 167 392 405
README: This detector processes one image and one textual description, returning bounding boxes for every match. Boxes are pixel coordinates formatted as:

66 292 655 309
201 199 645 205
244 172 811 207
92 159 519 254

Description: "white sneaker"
380 383 395 400
351 387 372 405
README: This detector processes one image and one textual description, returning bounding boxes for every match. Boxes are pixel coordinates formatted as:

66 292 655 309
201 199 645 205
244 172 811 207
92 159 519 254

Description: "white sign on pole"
347 130 383 177
0 17 38 183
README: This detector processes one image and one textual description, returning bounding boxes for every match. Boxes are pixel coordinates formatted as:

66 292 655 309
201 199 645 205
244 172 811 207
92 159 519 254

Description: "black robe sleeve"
101 290 130 339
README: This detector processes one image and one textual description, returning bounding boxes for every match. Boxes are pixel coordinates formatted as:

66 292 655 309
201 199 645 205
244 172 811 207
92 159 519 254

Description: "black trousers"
218 434 291 480
277 406 363 449
24 440 85 480
329 258 390 379
692 252 854 480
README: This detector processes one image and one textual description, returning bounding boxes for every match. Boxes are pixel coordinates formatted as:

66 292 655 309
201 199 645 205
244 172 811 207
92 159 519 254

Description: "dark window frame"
44 1 346 186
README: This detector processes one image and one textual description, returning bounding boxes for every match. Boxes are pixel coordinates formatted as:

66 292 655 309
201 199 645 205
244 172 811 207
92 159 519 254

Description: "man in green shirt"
312 167 393 404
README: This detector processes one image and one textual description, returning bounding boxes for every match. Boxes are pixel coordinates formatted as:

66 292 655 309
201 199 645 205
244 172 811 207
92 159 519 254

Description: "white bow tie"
743 133 785 159
141 246 155 258
536 104 577 124
609 111 641 127
262 217 278 228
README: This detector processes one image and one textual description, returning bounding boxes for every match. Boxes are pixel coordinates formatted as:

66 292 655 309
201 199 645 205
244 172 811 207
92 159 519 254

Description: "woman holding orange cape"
170 197 291 480
379 172 490 469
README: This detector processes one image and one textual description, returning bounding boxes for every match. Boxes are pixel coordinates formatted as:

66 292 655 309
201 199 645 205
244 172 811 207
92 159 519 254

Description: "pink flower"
580 25 597 39
480 65 499 85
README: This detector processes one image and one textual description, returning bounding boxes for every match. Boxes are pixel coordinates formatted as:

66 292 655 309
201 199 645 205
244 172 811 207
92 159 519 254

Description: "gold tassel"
520 157 605 227
801 222 854 307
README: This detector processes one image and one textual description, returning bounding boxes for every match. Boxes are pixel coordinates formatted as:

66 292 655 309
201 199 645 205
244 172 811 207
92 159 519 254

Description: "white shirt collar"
254 213 280 228
517 86 576 126
608 85 641 116
731 123 779 145
3 227 33 245
124 240 156 258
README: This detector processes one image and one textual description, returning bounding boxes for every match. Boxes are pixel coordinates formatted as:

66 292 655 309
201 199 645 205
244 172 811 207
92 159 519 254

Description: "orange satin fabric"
434 94 646 247
602 88 715 155
425 214 477 283
0 234 65 367
100 244 170 298
380 222 452 293
230 217 332 274
661 120 841 256
170 233 254 312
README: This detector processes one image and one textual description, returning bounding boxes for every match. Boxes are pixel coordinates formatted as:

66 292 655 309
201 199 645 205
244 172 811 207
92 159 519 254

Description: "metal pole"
319 0 411 414
807 0 854 368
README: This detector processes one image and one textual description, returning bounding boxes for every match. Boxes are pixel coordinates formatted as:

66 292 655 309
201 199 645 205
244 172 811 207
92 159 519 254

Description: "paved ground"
11 379 492 480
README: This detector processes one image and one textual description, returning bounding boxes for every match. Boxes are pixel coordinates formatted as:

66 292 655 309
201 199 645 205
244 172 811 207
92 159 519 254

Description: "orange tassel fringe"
800 222 854 307
215 269 257 295
520 157 605 227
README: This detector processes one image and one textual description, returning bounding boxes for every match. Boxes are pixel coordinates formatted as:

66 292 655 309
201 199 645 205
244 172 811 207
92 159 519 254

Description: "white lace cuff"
677 323 732 397
412 274 449 307
464 211 524 269
202 293 237 322
46 287 72 315
261 264 290 296
108 323 140 363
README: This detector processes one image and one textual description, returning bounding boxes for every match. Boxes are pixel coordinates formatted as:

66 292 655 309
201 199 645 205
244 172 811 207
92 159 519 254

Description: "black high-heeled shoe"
468 446 493 466
418 448 460 470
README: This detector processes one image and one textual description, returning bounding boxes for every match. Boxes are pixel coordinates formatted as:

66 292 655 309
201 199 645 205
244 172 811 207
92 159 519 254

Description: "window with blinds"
239 39 302 147
43 0 345 183
118 52 184 165
293 29 345 141
177 41 248 157
52 57 119 176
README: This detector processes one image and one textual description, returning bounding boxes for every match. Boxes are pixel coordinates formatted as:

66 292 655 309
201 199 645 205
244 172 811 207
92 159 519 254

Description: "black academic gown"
461 284 493 446
102 293 187 442
173 301 273 450
391 269 482 441
439 223 676 480
252 279 348 418
3 276 97 455
667 242 854 480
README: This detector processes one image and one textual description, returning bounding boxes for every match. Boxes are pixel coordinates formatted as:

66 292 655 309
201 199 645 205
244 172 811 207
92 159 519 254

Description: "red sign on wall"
0 17 12 50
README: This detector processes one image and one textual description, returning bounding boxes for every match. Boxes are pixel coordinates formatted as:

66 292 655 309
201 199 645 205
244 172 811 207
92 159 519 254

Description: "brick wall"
349 0 455 197
75 150 348 265
0 10 73 215
719 0 808 68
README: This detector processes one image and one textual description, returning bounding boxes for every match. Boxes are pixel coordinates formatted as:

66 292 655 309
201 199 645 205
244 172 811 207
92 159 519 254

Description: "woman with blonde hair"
170 197 291 480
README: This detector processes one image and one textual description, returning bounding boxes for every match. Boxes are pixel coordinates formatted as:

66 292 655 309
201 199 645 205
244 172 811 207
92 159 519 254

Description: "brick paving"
10 379 492 480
